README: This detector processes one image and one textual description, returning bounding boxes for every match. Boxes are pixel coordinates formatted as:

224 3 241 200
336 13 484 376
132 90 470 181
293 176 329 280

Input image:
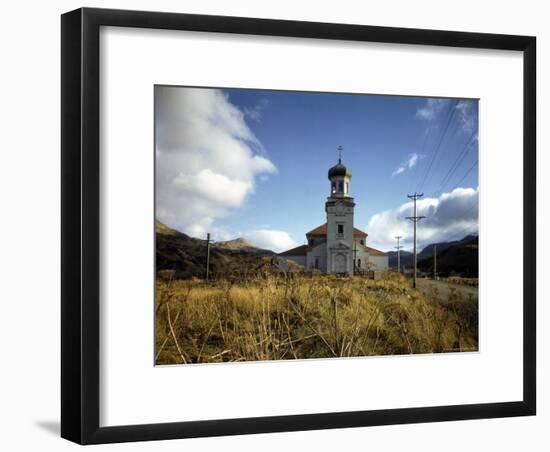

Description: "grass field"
155 273 478 365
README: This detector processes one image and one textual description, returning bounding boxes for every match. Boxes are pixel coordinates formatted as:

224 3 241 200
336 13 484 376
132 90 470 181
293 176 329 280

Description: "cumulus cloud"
415 99 450 121
392 152 424 176
366 187 478 251
244 230 298 253
155 86 277 239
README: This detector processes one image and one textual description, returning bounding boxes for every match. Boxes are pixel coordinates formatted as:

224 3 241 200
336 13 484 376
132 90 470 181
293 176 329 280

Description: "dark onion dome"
328 159 352 179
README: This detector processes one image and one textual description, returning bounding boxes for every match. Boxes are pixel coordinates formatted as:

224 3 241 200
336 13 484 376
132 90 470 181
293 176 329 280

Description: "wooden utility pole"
406 192 425 288
205 232 211 282
353 240 357 273
395 235 403 273
433 244 437 280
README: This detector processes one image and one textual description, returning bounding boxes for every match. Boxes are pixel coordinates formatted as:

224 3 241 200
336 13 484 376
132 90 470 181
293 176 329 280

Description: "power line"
432 129 477 197
409 124 434 194
417 100 458 192
449 160 478 192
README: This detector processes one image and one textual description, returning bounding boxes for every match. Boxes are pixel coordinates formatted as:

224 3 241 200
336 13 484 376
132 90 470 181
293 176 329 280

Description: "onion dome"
328 159 352 179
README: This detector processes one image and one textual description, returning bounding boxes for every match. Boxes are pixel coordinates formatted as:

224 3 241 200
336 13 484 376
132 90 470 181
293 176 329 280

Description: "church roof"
306 223 368 238
278 244 308 256
364 246 387 256
328 159 352 179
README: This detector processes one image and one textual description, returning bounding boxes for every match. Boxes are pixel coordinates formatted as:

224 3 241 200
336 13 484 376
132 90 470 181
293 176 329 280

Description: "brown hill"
214 238 273 255
155 219 178 235
155 220 279 279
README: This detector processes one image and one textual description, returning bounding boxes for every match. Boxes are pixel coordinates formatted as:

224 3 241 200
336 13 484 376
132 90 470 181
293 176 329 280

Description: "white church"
279 157 388 274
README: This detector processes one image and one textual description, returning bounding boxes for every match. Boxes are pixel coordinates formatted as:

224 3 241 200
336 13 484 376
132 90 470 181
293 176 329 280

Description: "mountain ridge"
155 220 278 279
388 234 478 277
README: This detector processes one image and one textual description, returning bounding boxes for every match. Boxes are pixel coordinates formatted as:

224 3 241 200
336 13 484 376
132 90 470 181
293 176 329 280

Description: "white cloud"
173 169 253 207
392 152 423 176
415 99 450 121
244 229 298 253
455 100 477 133
408 153 420 168
243 98 270 122
392 166 406 176
155 87 277 238
366 187 478 251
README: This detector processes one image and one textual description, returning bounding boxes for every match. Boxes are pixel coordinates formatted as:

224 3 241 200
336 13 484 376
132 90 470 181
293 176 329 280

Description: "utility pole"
205 232 211 282
353 240 357 273
406 192 425 289
395 236 403 273
433 244 437 280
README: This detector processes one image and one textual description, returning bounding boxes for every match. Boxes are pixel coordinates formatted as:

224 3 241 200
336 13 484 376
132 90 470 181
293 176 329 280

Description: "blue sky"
155 86 478 252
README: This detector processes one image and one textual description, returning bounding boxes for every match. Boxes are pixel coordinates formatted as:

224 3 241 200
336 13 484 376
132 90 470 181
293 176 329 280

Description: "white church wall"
369 255 389 271
328 245 353 273
326 199 355 274
354 247 370 271
307 242 327 271
327 211 354 243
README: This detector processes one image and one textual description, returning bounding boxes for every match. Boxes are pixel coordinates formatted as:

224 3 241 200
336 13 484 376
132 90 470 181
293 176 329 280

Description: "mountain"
417 235 478 277
213 238 274 255
417 235 478 261
155 220 282 279
155 219 178 235
388 235 478 277
387 250 413 269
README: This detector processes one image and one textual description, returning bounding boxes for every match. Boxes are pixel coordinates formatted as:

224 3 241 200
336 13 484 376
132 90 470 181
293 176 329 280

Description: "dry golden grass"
155 273 478 365
446 276 479 287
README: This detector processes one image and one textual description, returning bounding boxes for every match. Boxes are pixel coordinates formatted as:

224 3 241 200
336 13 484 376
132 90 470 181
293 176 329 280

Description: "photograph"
0 0 541 448
154 85 479 365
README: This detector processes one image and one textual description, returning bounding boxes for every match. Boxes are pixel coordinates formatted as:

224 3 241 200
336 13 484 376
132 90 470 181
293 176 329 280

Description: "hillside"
387 250 413 268
155 220 280 279
417 236 478 277
388 235 478 277
213 238 273 255
417 235 478 261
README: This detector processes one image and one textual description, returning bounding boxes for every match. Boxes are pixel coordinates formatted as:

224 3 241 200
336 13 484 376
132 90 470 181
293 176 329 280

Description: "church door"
334 253 347 273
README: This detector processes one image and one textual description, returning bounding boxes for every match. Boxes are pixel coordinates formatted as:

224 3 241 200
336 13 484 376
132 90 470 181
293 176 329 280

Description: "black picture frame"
61 7 536 445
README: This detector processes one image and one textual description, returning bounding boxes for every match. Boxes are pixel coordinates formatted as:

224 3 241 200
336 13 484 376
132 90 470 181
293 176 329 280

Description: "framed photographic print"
61 7 536 444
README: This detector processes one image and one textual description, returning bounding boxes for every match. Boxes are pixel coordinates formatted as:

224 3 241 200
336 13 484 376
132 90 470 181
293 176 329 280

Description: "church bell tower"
325 148 355 274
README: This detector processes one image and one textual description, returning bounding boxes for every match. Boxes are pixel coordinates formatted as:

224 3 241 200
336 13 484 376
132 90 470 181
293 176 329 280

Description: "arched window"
357 259 361 268
345 182 349 194
331 182 336 194
338 181 344 192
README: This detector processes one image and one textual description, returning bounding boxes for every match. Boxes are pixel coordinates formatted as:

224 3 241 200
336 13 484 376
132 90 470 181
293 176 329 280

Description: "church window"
331 182 336 194
337 223 344 235
338 181 344 192
360 239 364 245
357 259 361 268
345 182 349 194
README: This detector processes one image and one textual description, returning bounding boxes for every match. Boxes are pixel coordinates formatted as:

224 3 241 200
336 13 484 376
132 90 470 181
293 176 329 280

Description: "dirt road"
415 278 478 304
